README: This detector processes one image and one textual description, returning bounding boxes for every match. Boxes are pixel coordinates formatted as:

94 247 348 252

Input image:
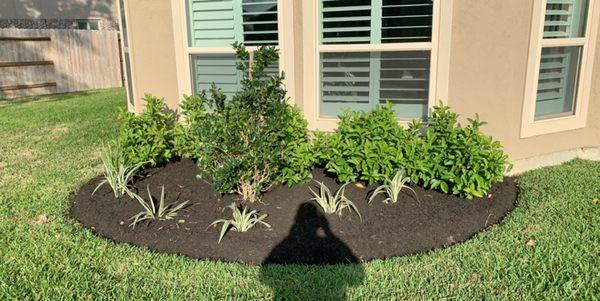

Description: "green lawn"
0 88 598 300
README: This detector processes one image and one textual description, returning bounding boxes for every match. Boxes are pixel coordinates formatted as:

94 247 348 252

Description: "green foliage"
179 43 312 202
314 105 421 184
315 104 511 199
92 141 144 198
208 203 271 243
309 181 361 219
118 94 178 167
368 170 417 204
129 185 189 228
421 104 512 199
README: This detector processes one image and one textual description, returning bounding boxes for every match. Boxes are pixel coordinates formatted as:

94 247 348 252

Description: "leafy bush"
421 105 511 198
179 43 312 202
314 105 421 184
208 203 270 243
119 95 178 167
309 181 361 219
129 185 189 228
93 141 144 198
315 104 511 199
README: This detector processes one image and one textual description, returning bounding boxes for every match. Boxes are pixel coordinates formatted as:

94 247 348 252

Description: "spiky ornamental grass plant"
129 185 189 228
93 142 145 198
208 203 270 244
309 181 361 220
368 170 418 204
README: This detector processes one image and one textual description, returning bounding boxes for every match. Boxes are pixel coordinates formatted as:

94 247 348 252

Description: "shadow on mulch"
69 158 517 266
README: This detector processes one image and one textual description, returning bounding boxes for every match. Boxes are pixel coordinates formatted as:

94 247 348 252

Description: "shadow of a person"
260 202 364 300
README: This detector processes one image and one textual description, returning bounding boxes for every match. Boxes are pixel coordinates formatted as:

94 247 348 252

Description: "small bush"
422 104 511 198
179 43 312 202
93 141 144 198
119 95 178 167
314 105 420 184
315 104 511 199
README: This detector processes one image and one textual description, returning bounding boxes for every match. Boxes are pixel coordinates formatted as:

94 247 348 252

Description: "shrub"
422 104 511 199
119 94 178 167
309 181 361 219
315 104 511 200
92 141 144 198
208 203 270 243
179 43 312 202
314 105 420 184
129 185 189 228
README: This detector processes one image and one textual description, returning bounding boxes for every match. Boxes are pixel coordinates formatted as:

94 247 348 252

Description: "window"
302 0 452 130
77 20 99 30
185 0 283 99
521 0 599 137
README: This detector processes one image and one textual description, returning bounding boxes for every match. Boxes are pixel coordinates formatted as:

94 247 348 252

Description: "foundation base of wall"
508 147 600 176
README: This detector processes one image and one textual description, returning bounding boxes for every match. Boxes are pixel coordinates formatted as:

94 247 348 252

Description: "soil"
69 159 517 265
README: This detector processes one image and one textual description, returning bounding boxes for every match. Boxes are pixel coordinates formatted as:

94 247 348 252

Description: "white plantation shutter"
319 0 433 119
543 0 588 38
187 0 278 47
534 0 589 119
186 0 280 97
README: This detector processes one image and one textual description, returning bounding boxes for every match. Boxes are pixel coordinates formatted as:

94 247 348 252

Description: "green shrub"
314 105 420 184
179 43 312 202
315 104 511 200
119 95 178 167
422 104 511 198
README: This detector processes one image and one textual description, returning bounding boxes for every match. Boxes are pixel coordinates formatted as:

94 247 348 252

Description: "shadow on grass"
0 89 108 108
260 202 365 300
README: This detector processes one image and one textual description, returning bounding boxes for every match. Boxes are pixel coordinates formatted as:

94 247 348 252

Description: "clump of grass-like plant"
208 203 270 244
309 181 361 220
369 170 417 204
93 141 144 198
129 185 189 228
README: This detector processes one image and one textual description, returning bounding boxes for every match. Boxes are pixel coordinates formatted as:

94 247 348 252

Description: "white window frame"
521 0 600 138
301 0 453 131
170 0 296 108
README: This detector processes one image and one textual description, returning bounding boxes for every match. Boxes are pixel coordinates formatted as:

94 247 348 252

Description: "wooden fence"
0 28 122 99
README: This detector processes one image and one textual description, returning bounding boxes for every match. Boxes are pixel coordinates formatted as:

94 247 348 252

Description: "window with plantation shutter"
534 0 589 120
521 0 599 137
317 0 435 119
185 0 280 98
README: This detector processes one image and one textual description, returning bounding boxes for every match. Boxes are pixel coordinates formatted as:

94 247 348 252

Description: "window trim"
302 0 453 131
170 0 296 110
521 0 600 138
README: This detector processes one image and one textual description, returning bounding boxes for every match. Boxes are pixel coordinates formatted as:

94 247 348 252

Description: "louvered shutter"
191 54 241 100
543 0 587 38
319 0 433 119
535 0 588 118
187 0 279 47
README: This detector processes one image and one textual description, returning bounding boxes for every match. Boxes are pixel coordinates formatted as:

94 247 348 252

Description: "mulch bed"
69 158 517 265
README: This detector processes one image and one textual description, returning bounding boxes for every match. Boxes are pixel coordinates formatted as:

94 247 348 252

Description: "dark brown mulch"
69 159 517 266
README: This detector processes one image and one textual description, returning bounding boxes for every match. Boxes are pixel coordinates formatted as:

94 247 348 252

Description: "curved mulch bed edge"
69 159 517 265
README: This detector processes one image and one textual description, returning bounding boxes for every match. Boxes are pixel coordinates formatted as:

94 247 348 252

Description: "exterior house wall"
121 0 600 167
448 0 600 161
121 0 180 113
0 0 119 30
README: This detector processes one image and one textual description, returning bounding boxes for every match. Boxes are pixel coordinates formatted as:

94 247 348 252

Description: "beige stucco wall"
123 0 180 112
122 0 600 163
448 0 600 161
0 0 117 20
